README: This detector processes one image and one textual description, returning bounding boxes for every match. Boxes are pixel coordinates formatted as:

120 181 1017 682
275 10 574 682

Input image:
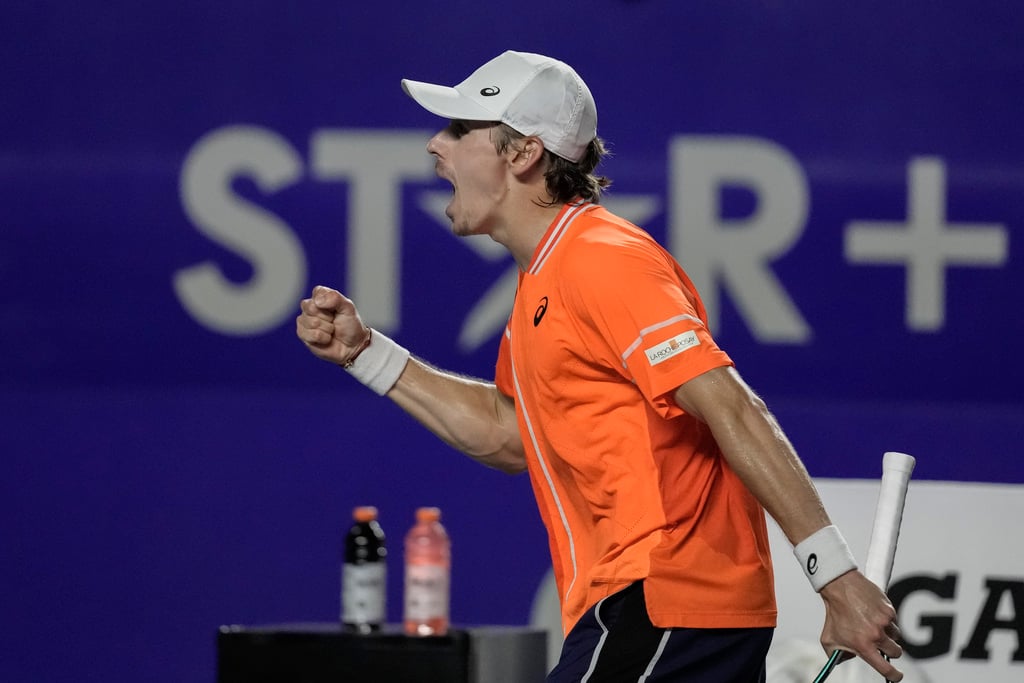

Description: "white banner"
770 479 1023 682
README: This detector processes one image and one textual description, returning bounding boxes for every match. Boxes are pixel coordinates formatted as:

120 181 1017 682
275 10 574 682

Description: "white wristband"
343 329 410 396
793 525 857 592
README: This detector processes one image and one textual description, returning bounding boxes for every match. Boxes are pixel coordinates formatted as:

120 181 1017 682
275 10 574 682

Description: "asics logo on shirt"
480 86 501 96
533 297 549 326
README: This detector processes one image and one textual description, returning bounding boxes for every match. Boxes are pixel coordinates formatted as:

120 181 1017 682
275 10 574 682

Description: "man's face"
426 120 508 237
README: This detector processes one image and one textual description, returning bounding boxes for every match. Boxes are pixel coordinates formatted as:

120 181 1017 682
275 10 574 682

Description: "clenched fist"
295 285 371 366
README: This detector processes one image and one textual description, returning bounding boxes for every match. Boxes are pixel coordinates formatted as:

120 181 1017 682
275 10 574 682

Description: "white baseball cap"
402 50 598 163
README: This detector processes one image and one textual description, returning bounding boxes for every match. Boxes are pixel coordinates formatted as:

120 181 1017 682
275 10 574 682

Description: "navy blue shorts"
547 581 773 683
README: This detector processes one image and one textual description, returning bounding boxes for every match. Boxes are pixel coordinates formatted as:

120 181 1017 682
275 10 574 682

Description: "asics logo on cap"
480 86 500 96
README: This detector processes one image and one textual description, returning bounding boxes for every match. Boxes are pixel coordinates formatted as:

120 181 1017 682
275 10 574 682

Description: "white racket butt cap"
882 451 916 476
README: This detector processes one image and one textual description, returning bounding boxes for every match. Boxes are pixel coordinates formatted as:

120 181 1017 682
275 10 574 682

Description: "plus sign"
844 157 1008 331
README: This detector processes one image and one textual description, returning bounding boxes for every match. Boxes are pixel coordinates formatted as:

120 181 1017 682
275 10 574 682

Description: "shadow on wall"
529 569 563 674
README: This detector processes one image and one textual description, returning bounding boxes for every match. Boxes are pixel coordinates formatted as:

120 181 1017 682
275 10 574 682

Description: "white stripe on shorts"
579 594 613 683
637 630 672 682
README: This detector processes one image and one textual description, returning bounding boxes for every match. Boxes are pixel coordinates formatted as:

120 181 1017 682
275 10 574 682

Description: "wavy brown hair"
492 123 612 205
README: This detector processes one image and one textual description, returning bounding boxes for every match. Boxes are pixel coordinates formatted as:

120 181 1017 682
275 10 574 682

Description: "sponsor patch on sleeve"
644 330 699 366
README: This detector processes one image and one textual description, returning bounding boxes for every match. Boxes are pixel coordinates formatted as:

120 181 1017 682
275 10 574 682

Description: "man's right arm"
296 285 526 474
388 359 526 474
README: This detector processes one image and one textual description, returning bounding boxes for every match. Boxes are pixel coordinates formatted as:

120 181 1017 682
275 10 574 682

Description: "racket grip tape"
864 451 916 589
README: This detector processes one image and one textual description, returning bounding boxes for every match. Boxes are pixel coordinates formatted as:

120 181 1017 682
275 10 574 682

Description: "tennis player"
296 51 903 682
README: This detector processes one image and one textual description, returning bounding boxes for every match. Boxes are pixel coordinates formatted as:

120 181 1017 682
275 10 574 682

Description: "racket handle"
814 452 916 682
864 451 916 589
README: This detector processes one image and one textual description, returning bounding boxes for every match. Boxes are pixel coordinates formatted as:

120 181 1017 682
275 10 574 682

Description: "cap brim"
401 79 498 121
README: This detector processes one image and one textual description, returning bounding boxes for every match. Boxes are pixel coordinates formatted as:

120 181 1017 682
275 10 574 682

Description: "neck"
490 192 566 271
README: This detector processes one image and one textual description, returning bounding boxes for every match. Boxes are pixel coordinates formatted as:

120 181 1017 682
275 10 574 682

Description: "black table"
217 623 548 682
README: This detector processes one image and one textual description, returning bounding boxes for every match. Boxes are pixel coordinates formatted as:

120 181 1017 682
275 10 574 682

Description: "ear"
507 136 547 177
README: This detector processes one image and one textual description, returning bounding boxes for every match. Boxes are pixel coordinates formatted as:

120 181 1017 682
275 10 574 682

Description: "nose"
426 129 445 156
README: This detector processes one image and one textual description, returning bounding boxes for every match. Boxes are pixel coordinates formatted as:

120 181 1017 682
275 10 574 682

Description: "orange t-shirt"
495 202 776 634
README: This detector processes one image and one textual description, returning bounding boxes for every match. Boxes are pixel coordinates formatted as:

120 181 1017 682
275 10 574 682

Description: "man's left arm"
673 365 904 681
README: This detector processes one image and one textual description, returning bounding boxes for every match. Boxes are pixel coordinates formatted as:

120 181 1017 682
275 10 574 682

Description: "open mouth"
432 162 457 220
